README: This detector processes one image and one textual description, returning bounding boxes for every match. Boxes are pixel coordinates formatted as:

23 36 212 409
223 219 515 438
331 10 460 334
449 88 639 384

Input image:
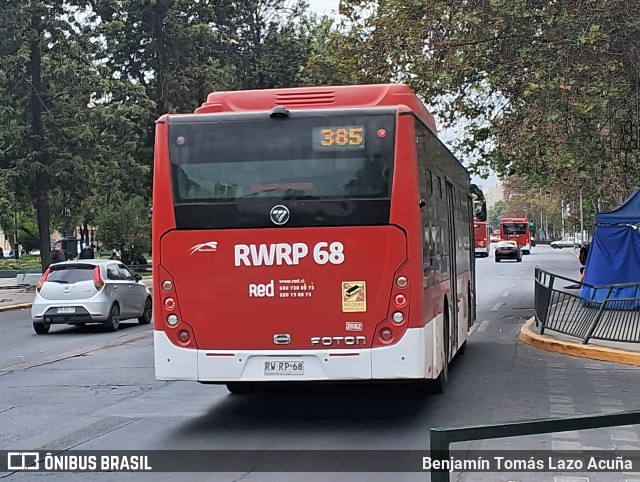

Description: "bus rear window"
502 223 527 235
168 114 395 203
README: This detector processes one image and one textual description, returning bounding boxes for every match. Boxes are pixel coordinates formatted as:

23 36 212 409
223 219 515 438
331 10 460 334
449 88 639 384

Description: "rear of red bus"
152 88 438 386
473 222 490 257
499 218 531 254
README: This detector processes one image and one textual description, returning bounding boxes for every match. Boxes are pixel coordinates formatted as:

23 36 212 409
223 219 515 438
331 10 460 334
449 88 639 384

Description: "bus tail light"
392 312 404 324
167 314 178 326
178 330 190 344
157 264 196 348
394 294 407 308
93 267 104 291
162 280 173 291
164 297 176 310
36 268 51 292
380 328 393 342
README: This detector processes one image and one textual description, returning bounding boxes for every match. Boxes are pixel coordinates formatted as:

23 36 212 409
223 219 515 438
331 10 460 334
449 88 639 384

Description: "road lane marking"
491 302 502 311
477 320 491 333
502 291 510 297
0 329 152 375
469 324 477 335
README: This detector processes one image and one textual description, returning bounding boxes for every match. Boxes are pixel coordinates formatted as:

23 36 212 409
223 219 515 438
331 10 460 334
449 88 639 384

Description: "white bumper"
154 324 434 382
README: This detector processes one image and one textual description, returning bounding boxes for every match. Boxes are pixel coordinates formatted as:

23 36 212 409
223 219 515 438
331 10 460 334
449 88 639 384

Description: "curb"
0 303 32 313
519 317 640 367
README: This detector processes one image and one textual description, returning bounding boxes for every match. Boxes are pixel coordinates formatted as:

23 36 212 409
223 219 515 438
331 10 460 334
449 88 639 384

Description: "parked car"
2 248 27 259
550 237 575 249
31 259 152 334
494 240 522 262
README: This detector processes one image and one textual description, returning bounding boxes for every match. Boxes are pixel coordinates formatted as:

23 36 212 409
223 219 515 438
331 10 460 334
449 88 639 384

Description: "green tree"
339 0 640 209
94 194 150 264
0 1 151 269
488 200 505 229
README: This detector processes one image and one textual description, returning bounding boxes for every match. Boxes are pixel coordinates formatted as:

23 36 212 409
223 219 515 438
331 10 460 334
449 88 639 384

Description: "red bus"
474 221 490 257
152 84 486 394
499 218 532 254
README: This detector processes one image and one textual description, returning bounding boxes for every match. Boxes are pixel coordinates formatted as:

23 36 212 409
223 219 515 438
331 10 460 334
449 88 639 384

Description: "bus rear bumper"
154 325 434 382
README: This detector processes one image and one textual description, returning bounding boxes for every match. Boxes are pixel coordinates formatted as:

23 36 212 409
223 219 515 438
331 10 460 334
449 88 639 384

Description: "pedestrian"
80 244 94 259
579 243 590 283
109 250 121 261
0 246 3 260
50 241 66 264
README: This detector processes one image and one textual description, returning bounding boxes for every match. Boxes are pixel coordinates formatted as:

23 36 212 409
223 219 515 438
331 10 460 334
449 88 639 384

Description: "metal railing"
535 267 640 344
430 410 640 481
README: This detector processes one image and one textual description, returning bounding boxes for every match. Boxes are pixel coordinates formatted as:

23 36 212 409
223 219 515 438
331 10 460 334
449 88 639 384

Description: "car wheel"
103 304 120 332
495 258 501 262
138 297 152 325
33 322 50 334
523 250 530 255
517 256 522 262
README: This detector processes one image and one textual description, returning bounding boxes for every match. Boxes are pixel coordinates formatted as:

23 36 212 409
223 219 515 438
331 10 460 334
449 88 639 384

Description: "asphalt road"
2 245 640 482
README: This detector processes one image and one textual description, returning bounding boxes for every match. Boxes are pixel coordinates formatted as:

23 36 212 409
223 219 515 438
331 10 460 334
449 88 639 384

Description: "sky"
306 0 499 189
308 0 341 16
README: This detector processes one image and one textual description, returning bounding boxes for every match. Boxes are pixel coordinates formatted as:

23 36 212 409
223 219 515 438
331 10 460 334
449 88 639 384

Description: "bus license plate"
57 307 76 314
264 361 304 376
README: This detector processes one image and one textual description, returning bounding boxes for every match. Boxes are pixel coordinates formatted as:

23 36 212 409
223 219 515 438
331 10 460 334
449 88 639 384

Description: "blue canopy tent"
579 189 640 309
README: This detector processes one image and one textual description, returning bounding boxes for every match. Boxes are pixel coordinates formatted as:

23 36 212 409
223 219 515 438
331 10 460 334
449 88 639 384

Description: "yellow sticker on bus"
342 281 367 312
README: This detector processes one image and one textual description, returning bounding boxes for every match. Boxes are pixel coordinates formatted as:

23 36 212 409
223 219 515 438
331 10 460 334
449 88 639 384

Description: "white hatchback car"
31 260 152 334
550 237 576 248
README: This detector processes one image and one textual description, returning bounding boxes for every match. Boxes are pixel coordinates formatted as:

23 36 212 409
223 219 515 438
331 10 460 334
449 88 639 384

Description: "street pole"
14 206 19 260
580 191 584 246
561 199 565 238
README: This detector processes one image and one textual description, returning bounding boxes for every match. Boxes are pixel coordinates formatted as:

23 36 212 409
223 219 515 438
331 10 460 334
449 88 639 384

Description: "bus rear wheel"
432 307 450 394
226 383 255 395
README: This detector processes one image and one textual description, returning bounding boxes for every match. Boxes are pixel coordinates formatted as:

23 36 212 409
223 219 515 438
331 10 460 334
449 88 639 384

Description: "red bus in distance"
499 217 532 254
474 221 490 257
152 83 486 394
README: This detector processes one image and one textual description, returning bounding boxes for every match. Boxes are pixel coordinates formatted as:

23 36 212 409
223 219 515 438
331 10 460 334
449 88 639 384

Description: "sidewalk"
520 247 640 366
520 317 640 366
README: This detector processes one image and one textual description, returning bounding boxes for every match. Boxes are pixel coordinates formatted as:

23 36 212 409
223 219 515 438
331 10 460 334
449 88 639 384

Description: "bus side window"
414 118 431 278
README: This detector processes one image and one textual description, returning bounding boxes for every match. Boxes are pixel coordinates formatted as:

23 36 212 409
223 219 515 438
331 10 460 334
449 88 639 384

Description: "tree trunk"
153 1 168 115
30 13 51 271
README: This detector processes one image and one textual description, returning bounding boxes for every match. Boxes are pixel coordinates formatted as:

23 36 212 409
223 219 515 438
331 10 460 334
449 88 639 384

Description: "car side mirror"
419 198 427 208
134 274 142 281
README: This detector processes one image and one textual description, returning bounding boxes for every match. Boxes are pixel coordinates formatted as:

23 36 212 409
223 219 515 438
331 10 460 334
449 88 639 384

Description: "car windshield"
47 265 95 284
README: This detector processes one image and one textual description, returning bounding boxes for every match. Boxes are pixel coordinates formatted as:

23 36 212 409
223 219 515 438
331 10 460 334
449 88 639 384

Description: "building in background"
485 183 504 209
